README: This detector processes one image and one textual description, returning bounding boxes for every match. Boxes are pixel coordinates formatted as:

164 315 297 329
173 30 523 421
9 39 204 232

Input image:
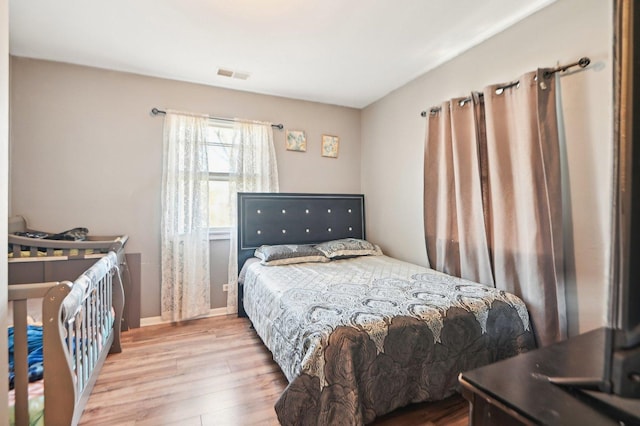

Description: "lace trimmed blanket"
243 255 535 425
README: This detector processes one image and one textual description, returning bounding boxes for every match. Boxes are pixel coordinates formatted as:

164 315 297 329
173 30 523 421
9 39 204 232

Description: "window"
205 121 234 231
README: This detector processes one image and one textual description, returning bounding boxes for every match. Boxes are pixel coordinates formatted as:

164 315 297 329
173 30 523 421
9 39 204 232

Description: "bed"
237 193 536 425
8 250 124 426
8 215 137 330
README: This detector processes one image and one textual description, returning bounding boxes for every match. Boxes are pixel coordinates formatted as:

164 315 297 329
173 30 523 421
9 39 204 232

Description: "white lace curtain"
161 110 211 322
226 121 279 314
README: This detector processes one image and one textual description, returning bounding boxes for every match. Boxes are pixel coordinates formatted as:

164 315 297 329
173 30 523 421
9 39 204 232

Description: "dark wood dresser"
459 328 640 425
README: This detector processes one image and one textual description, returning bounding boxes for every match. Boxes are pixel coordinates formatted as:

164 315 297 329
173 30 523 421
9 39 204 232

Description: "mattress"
243 254 535 425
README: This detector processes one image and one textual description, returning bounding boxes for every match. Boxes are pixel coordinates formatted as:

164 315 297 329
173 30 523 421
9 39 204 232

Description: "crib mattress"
8 249 102 260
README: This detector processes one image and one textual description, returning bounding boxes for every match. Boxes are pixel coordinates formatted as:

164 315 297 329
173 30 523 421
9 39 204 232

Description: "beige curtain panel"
424 70 567 347
424 96 494 287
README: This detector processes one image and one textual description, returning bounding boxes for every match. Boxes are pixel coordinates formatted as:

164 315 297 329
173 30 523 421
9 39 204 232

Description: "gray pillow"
254 244 329 266
314 238 383 259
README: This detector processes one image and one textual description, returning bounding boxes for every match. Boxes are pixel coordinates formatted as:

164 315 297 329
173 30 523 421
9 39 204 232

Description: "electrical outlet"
222 284 229 292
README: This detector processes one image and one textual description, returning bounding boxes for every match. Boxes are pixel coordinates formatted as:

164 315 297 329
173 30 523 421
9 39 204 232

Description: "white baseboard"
139 307 228 327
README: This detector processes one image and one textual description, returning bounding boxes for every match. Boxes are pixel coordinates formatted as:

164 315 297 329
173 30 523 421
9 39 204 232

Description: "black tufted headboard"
236 192 366 316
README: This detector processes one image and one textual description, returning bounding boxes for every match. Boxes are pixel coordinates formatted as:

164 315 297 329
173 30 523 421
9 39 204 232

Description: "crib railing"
8 251 123 426
9 281 61 426
64 262 116 393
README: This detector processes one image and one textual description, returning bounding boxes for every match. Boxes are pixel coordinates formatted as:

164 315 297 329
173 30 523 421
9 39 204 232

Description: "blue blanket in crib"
8 325 44 389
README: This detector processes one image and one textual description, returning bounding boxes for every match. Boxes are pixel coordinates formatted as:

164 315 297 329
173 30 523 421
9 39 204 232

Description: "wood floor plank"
79 315 469 425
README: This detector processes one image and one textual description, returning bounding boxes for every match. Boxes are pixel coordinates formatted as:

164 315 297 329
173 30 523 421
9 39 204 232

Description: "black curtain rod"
151 108 284 130
420 56 591 117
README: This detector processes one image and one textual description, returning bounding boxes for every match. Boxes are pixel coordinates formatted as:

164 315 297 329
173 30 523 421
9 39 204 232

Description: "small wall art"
286 130 307 152
321 134 339 158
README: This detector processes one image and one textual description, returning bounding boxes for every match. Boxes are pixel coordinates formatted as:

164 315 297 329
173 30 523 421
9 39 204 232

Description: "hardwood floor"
80 315 469 426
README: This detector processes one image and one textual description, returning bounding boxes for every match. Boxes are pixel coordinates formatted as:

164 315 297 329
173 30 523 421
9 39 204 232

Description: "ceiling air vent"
233 71 251 80
217 68 234 77
217 67 251 80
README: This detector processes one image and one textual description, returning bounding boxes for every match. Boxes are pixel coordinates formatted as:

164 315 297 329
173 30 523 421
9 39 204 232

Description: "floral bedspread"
243 255 535 425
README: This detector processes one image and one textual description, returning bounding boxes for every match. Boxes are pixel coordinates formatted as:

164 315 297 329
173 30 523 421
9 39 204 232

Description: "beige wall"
1 0 9 422
9 58 361 318
362 0 613 335
8 0 614 334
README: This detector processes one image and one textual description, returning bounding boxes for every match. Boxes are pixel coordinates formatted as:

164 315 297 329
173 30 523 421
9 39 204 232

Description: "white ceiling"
9 0 557 109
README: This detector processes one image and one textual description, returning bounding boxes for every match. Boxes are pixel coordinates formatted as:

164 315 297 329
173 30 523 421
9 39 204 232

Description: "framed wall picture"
321 134 339 158
286 130 307 152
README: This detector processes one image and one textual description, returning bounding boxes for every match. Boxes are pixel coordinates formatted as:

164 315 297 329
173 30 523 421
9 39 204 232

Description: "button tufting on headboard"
238 192 365 268
236 192 366 318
